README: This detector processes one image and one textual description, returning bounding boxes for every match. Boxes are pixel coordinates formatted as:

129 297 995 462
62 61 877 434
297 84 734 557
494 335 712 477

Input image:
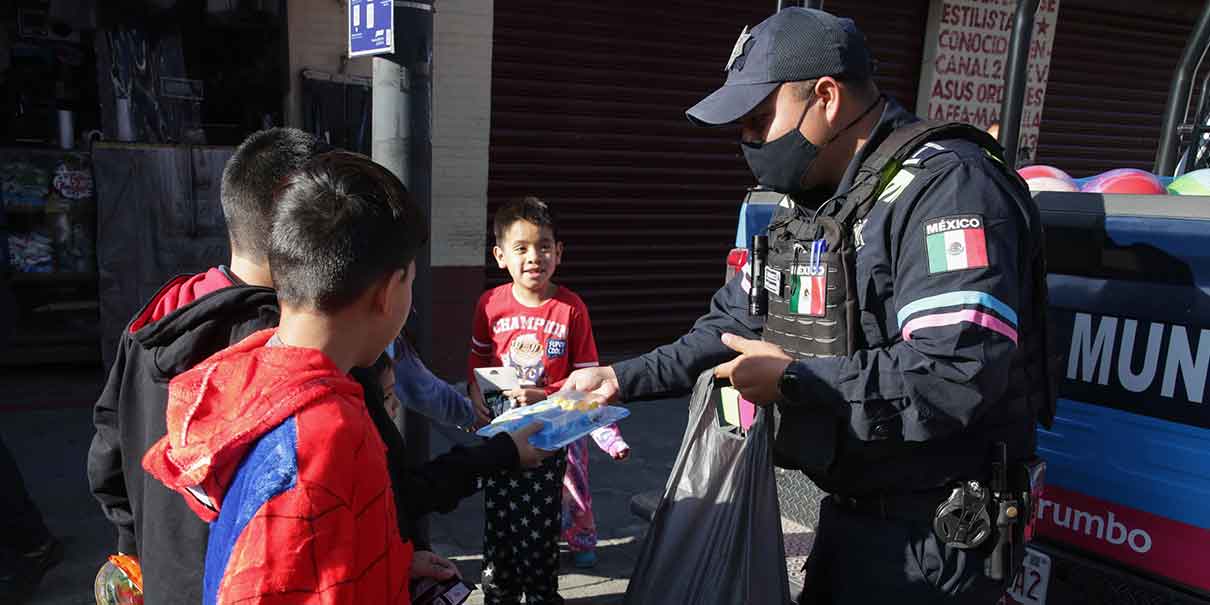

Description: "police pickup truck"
728 187 1210 604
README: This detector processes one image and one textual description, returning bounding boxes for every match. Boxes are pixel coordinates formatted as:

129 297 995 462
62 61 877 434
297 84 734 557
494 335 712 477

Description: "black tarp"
92 143 231 371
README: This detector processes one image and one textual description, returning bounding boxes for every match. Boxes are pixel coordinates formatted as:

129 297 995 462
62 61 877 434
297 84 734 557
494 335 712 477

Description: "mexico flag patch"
789 264 826 317
924 214 988 274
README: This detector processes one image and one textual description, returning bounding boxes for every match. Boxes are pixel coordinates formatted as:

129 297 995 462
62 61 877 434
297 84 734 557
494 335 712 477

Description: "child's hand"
384 391 402 423
508 421 555 468
471 400 491 430
468 382 492 429
505 388 547 406
410 550 460 580
610 446 631 461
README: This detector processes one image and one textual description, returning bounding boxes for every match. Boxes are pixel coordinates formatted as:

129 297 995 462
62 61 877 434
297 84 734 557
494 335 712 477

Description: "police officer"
567 8 1054 604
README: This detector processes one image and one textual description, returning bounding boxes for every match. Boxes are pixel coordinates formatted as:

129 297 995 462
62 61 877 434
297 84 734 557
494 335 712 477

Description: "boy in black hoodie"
88 129 535 604
87 128 297 605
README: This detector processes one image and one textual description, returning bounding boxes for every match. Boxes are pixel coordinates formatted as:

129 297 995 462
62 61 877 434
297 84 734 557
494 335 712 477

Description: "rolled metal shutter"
825 0 931 110
488 1 928 355
1035 1 1207 176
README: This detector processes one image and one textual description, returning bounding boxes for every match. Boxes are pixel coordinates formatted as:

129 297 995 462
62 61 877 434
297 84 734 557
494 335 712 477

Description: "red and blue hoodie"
142 329 414 605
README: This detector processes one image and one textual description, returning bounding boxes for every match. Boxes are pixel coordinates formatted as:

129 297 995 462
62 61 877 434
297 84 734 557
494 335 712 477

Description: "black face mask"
741 93 884 196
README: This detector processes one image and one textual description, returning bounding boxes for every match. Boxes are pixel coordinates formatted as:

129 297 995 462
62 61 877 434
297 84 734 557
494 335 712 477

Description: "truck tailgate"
1038 191 1210 598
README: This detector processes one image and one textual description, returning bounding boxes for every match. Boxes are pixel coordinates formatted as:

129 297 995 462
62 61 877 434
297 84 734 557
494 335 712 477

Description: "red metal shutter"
488 1 928 356
1035 1 1208 176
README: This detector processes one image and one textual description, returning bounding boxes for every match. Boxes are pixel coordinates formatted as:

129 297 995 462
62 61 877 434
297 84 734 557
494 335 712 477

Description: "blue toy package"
475 390 630 451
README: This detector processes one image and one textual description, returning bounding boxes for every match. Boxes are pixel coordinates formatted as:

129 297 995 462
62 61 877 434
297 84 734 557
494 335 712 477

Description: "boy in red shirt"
469 197 628 604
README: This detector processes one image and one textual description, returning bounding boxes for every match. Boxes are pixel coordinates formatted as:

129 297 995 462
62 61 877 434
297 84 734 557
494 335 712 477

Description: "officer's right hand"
564 365 621 404
508 421 554 468
715 333 792 405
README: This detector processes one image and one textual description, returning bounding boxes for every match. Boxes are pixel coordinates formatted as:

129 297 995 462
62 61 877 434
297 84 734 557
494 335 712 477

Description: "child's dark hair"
269 151 428 312
220 128 325 261
493 196 558 244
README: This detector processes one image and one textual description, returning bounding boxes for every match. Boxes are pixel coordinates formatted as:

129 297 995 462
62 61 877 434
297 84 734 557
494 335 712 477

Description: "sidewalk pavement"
1 367 113 605
0 363 694 605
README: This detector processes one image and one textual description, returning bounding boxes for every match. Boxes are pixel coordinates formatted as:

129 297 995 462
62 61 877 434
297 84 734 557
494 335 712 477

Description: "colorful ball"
1017 165 1078 192
1080 168 1166 195
1167 168 1210 195
1018 165 1074 181
1025 176 1079 192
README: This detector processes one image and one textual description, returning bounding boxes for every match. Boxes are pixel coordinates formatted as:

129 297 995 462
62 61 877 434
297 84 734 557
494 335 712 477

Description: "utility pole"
372 1 434 360
371 0 435 548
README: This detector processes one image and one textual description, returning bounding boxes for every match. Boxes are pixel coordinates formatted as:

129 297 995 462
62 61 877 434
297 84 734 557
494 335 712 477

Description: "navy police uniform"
612 8 1054 604
617 97 1048 605
616 99 1047 487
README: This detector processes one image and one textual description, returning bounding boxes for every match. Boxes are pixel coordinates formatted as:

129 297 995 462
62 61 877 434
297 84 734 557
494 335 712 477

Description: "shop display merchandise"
2 153 97 273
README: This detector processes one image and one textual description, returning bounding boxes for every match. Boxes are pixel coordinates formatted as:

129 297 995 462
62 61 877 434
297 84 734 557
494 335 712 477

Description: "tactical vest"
760 120 1059 477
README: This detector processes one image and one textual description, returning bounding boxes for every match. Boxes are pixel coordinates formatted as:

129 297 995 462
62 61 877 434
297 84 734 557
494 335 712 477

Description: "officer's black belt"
831 486 954 522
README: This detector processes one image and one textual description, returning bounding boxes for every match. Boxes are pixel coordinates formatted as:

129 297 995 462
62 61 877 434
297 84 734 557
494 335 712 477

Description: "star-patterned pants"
482 451 567 605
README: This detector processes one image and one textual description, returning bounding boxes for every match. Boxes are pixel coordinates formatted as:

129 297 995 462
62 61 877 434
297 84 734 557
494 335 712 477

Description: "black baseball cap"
686 8 874 127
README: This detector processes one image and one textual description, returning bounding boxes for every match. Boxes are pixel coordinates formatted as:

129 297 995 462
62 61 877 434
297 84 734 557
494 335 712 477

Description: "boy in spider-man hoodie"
143 152 551 604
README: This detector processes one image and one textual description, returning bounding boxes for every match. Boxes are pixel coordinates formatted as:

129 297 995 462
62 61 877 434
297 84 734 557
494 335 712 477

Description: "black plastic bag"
625 370 792 605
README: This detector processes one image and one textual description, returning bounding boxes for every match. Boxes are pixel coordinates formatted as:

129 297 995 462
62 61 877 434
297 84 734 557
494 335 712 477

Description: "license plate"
1005 548 1052 605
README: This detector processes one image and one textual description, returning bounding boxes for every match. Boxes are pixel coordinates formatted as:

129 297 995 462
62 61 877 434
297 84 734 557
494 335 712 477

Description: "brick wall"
432 0 493 269
429 0 493 379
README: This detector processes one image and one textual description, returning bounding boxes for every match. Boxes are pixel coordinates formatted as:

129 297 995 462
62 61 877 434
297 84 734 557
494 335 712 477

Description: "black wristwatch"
778 363 804 402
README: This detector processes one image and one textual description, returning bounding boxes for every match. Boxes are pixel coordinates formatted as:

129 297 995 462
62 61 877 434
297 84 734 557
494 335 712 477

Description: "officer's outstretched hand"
564 365 621 404
714 333 793 405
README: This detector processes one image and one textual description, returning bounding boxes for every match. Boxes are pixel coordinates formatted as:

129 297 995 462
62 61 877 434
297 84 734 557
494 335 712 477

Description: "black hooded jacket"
87 271 277 605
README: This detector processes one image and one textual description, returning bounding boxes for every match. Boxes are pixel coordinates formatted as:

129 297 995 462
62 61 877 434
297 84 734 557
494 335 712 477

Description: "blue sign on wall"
348 0 394 58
